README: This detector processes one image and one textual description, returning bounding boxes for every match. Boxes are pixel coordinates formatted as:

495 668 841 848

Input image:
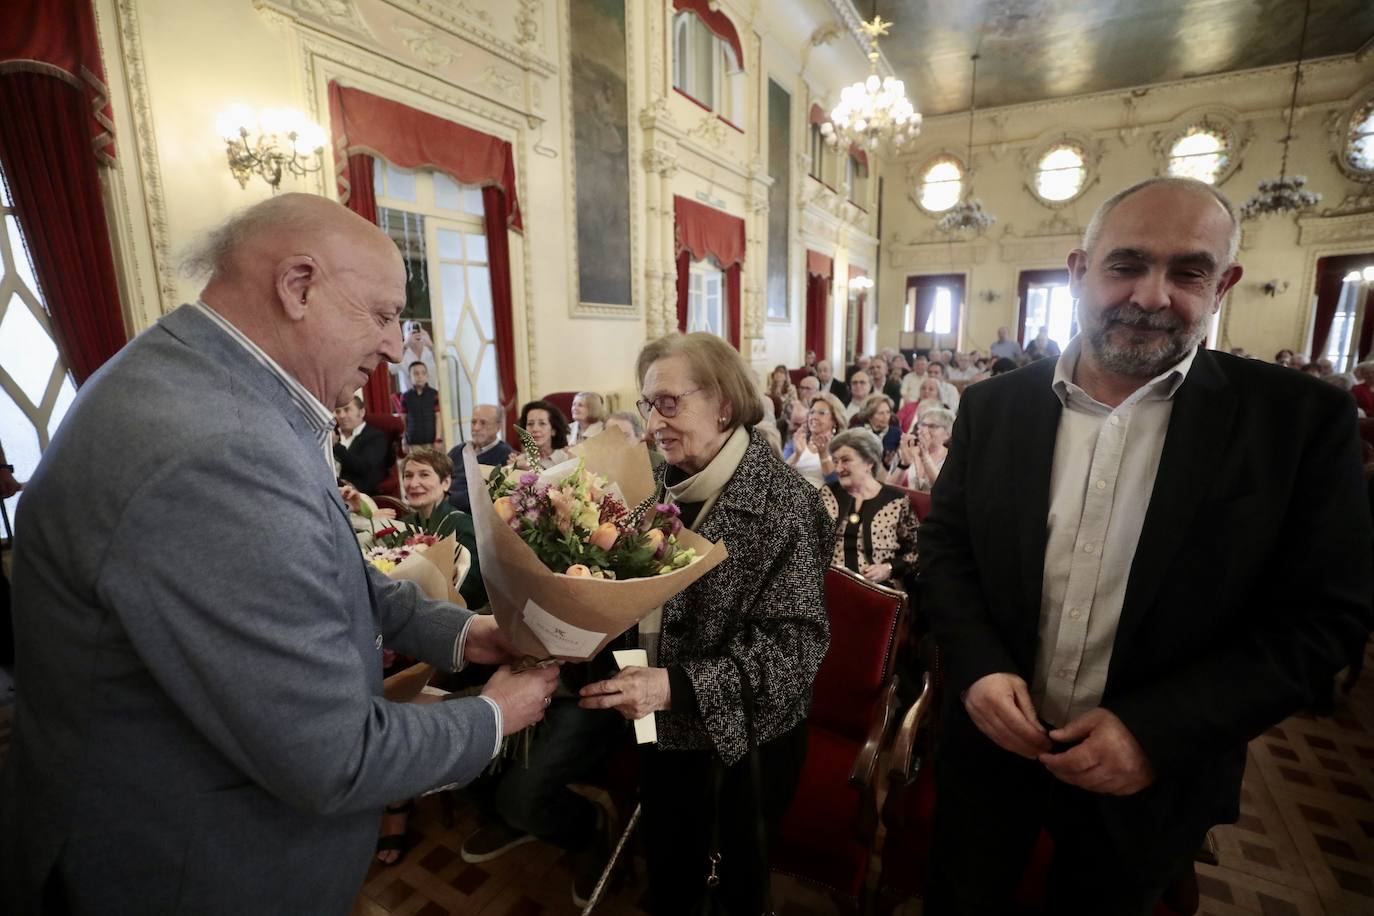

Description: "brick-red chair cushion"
775 726 870 898
811 567 901 742
789 367 812 385
539 391 577 424
905 487 931 522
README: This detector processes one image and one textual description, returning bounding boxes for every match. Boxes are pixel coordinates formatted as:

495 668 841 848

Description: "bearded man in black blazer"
919 177 1372 916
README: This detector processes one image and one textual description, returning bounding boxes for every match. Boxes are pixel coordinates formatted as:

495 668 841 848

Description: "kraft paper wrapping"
378 535 464 702
463 429 728 662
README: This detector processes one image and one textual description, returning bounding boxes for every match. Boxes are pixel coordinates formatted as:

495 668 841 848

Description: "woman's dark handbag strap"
699 655 775 916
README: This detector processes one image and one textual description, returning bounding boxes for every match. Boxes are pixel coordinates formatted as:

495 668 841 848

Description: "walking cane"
580 802 640 916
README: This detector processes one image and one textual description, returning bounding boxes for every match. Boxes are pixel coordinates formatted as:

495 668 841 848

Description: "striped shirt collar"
192 300 336 455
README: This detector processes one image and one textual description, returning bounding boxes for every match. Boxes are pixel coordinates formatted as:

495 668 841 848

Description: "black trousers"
925 708 1204 916
640 722 808 916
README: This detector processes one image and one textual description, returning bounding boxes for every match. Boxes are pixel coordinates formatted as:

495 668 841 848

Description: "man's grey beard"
1081 303 1207 379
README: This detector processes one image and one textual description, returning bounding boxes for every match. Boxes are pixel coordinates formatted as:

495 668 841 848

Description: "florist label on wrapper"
463 428 727 662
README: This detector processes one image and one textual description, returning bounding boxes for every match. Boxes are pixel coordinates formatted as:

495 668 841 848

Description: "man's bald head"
1083 177 1239 266
188 193 407 408
470 404 503 448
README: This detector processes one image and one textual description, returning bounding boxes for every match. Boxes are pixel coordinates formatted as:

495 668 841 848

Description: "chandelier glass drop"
937 53 996 234
821 11 922 152
1240 0 1321 220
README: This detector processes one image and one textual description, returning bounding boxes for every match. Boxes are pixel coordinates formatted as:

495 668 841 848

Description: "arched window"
1346 99 1374 174
1167 124 1231 184
672 10 744 124
917 157 963 213
1034 144 1087 202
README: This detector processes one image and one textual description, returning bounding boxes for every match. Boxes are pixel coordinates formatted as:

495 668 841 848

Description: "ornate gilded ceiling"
866 0 1374 115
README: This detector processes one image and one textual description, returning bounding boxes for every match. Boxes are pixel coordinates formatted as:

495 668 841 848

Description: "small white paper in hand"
612 648 658 744
522 599 606 658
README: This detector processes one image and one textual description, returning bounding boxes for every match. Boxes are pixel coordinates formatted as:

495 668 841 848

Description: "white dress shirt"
1032 336 1197 727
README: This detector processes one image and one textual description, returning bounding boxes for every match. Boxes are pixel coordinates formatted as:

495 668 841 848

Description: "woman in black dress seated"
819 428 920 590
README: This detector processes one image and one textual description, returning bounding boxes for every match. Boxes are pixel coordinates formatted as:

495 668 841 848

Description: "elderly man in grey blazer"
0 194 560 915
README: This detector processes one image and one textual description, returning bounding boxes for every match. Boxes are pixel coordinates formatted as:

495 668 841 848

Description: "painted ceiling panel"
866 0 1374 114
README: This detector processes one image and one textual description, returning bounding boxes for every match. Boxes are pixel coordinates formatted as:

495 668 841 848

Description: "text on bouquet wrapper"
522 599 607 657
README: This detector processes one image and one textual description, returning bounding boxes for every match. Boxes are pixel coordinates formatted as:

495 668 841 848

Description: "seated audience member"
399 447 485 609
899 358 925 406
1024 327 1062 361
927 360 962 410
1291 351 1310 369
1273 348 1294 366
446 404 514 513
767 363 797 406
990 325 1023 361
816 359 850 404
1299 362 1324 378
509 400 571 468
1315 357 1335 376
990 356 1018 376
402 360 439 447
947 351 977 381
845 370 873 422
1352 361 1374 415
889 407 954 492
755 395 784 457
392 319 437 394
568 391 606 445
333 394 390 494
867 356 891 404
882 359 904 404
795 373 821 405
785 391 845 487
856 393 901 464
897 377 950 433
780 397 810 441
803 348 817 371
820 429 919 590
910 354 929 378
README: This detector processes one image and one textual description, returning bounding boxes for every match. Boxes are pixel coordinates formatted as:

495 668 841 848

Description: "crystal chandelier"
937 53 996 234
1240 0 1321 219
820 7 922 152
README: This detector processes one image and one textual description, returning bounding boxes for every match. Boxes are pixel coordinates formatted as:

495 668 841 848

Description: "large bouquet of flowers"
463 427 727 663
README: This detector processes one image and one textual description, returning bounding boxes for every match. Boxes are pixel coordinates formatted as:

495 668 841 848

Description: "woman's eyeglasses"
636 388 703 419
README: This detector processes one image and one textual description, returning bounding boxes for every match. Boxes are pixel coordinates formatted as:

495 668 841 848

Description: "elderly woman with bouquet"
578 333 831 915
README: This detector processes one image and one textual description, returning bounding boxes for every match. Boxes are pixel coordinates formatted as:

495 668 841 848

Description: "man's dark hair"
519 399 571 450
408 361 427 372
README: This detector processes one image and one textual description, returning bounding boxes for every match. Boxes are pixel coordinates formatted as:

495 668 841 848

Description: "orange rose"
493 496 516 523
590 522 619 551
565 564 592 577
644 528 665 552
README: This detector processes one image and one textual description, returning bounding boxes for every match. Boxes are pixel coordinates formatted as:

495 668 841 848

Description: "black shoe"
375 800 415 866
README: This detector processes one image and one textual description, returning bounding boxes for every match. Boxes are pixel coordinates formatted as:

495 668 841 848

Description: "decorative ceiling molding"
1298 210 1374 245
885 235 991 270
822 0 895 79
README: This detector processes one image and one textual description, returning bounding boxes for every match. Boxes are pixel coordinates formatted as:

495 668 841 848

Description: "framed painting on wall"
569 0 633 312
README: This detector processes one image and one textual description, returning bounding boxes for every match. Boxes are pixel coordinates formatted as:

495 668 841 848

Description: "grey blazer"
0 305 499 915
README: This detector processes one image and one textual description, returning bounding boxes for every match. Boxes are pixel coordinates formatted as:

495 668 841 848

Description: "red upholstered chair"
903 487 932 522
539 391 577 424
772 565 906 903
789 367 812 386
365 412 405 498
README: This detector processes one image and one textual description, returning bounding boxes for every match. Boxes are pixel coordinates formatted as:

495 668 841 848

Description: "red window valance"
673 0 744 69
849 264 867 280
674 195 745 270
809 103 830 125
807 249 833 278
328 82 522 231
1 0 114 163
849 147 869 170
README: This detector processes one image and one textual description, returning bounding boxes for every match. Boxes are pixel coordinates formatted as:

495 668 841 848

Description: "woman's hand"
812 429 832 454
897 434 919 467
863 562 893 583
579 666 671 719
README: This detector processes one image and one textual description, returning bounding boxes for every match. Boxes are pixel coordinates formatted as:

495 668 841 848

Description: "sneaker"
571 807 613 908
460 820 535 863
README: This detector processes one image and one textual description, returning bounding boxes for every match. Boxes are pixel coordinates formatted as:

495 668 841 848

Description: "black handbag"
693 656 775 916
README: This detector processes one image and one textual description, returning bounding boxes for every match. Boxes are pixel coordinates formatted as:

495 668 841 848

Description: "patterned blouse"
820 482 920 584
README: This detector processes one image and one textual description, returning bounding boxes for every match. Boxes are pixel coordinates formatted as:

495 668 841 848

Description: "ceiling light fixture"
216 103 326 191
937 53 996 234
1239 0 1321 220
821 3 922 152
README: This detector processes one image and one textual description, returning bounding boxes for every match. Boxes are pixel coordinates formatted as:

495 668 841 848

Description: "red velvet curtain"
672 0 744 66
674 196 745 350
0 73 125 386
805 251 832 360
1311 255 1371 361
329 81 524 432
676 249 691 333
482 185 520 443
340 152 393 414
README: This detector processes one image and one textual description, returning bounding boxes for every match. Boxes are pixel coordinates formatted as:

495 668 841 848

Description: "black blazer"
333 423 391 495
919 350 1372 834
820 377 851 405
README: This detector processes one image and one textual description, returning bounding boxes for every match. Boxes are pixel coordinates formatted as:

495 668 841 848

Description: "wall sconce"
849 275 875 292
1259 279 1289 297
216 104 326 190
978 289 1001 303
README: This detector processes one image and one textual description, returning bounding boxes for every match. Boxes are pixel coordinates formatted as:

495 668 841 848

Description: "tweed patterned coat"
655 429 832 765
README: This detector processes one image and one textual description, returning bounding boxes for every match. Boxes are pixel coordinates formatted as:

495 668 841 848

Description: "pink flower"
565 564 592 577
493 497 516 523
547 487 575 534
590 522 619 551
